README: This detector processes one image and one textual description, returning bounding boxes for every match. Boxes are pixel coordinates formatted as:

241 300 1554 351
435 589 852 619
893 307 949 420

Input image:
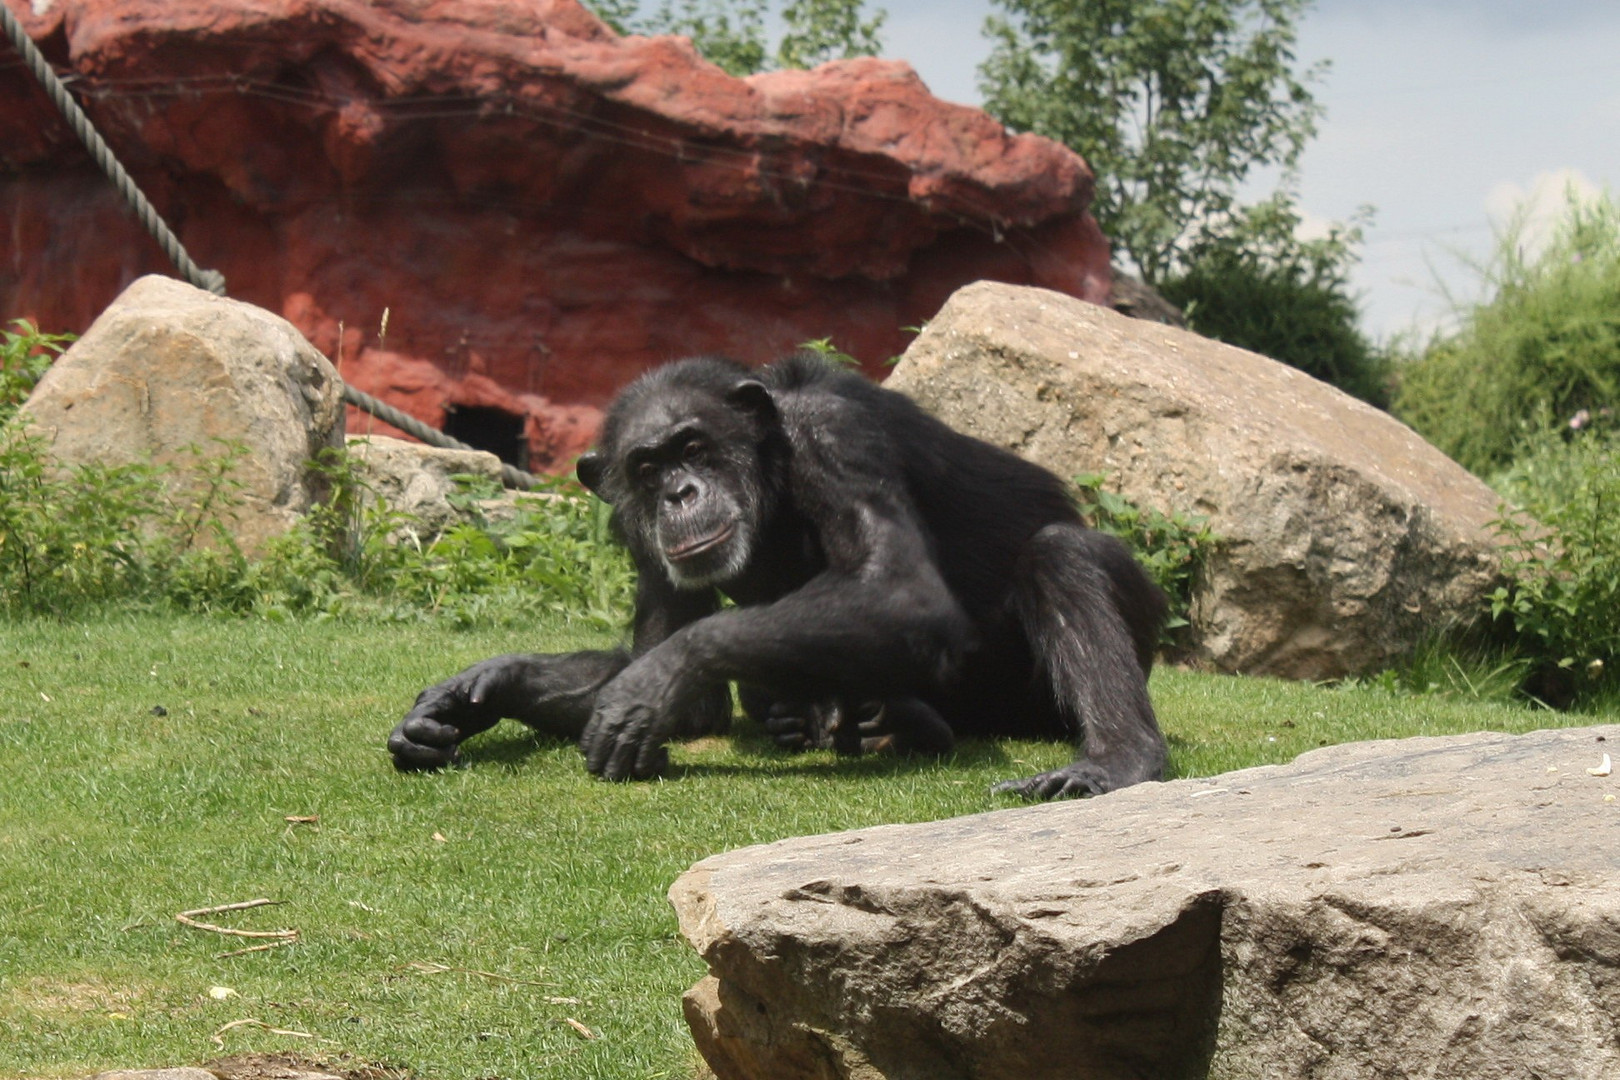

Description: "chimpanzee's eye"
635 461 659 487
682 438 705 463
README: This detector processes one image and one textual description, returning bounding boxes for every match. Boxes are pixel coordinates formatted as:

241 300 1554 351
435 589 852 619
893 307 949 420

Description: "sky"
864 0 1620 341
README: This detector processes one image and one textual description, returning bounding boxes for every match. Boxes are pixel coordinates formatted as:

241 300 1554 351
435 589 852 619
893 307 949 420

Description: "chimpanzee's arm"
581 490 972 780
389 650 629 770
389 572 724 771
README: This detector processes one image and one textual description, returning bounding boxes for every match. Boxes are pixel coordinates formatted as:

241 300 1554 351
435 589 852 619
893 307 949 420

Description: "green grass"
1 615 1611 1079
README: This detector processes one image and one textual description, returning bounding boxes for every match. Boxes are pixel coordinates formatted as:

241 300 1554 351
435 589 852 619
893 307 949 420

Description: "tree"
1160 193 1389 405
776 0 886 70
582 0 885 76
978 0 1324 286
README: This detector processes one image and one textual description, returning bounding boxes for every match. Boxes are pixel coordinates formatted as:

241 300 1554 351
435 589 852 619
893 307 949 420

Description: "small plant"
0 319 73 418
1344 639 1530 705
0 420 166 614
1071 473 1217 640
245 452 636 628
1486 417 1620 705
797 337 862 368
0 411 635 626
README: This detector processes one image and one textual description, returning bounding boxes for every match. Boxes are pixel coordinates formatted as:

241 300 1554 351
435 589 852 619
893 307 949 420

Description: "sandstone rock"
672 724 1620 1080
18 275 343 554
887 282 1503 680
344 434 505 538
1 0 1110 469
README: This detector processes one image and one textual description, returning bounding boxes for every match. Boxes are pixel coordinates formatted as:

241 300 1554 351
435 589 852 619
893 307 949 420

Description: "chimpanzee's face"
577 379 775 590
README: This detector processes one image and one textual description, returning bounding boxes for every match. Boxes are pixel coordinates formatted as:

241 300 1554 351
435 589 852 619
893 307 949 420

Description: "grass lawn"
1 614 1609 1079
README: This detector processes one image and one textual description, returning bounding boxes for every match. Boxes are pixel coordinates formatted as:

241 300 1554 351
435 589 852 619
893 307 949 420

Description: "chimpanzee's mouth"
665 523 736 562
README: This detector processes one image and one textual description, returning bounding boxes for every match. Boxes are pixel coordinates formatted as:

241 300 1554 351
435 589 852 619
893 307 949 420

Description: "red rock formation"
0 0 1110 469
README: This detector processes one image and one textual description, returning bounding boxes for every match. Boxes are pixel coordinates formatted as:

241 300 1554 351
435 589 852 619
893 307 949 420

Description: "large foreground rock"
672 725 1620 1080
19 275 343 553
888 282 1503 680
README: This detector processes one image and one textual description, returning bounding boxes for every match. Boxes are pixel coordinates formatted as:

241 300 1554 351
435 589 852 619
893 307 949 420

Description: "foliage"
0 319 72 419
1393 189 1620 474
0 416 635 626
776 0 886 69
978 0 1325 285
1342 638 1530 706
796 336 862 367
232 451 636 628
0 422 169 615
1072 472 1217 640
582 0 884 75
642 0 770 74
1485 417 1620 705
1160 193 1390 405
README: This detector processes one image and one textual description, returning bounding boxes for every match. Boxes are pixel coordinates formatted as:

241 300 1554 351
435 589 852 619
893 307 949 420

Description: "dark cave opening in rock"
443 404 529 470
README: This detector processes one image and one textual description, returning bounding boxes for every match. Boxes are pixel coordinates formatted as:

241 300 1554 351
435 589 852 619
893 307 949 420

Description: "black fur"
388 353 1169 799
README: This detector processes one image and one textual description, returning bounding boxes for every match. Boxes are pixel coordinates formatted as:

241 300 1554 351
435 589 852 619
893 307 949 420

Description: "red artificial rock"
0 0 1110 469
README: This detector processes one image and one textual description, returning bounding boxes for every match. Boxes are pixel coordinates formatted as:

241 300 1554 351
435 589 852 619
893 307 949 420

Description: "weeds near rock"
1488 416 1620 705
1072 472 1217 642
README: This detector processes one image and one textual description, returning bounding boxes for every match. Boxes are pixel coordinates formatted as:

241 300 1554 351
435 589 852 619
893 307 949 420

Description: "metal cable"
342 383 538 490
2 6 540 489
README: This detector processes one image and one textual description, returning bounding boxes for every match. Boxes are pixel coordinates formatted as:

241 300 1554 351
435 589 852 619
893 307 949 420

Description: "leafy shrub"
1394 189 1620 474
0 423 260 617
1 403 634 626
0 423 165 614
1072 473 1217 642
1159 196 1390 406
0 319 72 418
226 449 635 628
1485 416 1620 705
1341 638 1530 705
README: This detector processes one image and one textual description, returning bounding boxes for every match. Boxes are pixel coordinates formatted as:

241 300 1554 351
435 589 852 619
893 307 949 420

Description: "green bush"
0 318 72 418
205 450 636 628
1072 473 1217 643
0 422 166 613
1159 196 1390 406
1393 190 1620 474
1 390 634 625
1485 417 1620 705
1161 250 1391 407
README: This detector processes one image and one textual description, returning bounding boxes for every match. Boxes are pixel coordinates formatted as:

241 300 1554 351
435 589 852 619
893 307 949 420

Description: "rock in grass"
19 275 343 556
671 725 1620 1080
888 281 1504 681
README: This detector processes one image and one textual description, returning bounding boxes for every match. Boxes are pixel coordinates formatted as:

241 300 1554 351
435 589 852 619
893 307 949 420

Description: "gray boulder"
886 281 1503 680
18 275 343 555
344 434 505 538
671 724 1620 1080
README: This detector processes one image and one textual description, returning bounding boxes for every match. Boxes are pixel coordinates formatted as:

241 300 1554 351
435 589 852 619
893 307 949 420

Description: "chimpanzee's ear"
726 379 776 422
576 449 608 498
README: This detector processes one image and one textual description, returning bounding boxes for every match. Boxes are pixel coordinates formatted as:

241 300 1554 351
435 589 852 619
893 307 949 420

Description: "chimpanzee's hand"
991 760 1115 800
388 655 539 771
579 656 683 782
760 699 845 753
764 698 954 757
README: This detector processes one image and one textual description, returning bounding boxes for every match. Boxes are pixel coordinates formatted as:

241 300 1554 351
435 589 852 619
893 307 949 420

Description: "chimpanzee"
388 352 1169 799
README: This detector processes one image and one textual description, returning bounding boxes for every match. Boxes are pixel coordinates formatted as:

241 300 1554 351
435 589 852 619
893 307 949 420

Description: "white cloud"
1294 208 1341 243
1483 168 1604 256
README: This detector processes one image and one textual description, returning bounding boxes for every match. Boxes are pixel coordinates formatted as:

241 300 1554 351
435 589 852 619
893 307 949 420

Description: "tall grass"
1394 188 1620 474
